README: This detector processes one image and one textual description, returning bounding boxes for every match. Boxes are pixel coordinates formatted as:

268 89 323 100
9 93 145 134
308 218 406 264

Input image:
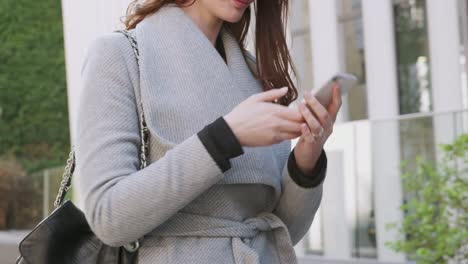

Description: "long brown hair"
121 0 298 106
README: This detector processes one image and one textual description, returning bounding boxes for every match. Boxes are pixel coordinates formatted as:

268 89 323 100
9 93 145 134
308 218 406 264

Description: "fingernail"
281 87 288 91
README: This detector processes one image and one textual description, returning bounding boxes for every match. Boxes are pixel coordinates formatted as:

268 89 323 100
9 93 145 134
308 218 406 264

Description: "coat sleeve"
272 141 328 246
75 34 228 247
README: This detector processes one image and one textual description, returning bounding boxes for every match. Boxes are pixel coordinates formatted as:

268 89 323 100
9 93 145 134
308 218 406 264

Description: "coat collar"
134 3 259 100
132 4 285 191
133 4 263 147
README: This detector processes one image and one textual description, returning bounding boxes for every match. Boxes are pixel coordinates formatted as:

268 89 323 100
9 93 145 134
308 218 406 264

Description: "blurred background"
0 0 467 263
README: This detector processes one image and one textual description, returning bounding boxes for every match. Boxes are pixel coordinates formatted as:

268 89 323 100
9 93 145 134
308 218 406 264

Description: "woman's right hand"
223 87 304 147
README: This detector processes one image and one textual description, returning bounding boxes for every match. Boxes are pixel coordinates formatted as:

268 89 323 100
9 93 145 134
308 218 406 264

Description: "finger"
327 83 342 122
299 103 324 136
261 103 303 122
303 92 331 127
274 106 303 122
272 117 303 134
300 123 318 143
252 87 288 102
274 131 302 143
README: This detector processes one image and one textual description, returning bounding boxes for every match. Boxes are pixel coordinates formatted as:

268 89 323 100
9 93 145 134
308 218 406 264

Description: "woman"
75 0 342 263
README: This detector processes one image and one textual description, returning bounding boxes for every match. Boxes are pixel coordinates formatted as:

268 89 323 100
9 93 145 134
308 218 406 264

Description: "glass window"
289 0 314 98
303 207 324 255
338 0 376 259
353 121 377 259
393 0 433 114
338 0 369 121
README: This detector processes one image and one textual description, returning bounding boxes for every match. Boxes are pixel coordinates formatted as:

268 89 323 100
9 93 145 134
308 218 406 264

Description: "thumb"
254 87 289 102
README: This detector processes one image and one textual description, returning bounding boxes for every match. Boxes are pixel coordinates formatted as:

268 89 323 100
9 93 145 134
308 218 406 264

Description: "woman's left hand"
293 83 342 176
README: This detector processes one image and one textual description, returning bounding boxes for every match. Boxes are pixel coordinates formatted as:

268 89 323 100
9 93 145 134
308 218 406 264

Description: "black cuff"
197 116 244 172
287 148 327 188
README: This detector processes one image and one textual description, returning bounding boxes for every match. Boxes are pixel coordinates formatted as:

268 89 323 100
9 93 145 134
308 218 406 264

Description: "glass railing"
0 165 69 231
0 164 70 263
301 108 468 260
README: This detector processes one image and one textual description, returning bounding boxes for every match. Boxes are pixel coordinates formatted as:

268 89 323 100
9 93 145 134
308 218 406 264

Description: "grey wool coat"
75 3 326 264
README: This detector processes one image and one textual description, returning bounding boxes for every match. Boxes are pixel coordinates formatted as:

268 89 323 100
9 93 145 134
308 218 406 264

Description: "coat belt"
145 211 298 264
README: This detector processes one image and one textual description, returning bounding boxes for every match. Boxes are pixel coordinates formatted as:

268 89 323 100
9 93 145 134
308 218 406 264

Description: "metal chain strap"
53 30 149 252
53 149 75 208
115 29 149 170
54 29 149 208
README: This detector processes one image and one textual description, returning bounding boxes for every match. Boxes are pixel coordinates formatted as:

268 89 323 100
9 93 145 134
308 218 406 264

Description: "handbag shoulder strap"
114 29 149 170
53 29 149 208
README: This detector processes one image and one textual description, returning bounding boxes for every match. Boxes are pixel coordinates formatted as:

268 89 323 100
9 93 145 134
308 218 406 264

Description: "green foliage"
0 0 70 173
386 134 468 263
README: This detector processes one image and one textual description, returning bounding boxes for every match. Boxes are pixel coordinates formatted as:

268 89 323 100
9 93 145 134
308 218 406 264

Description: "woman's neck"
180 4 223 45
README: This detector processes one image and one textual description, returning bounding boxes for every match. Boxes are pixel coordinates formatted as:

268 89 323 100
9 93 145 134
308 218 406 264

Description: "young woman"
75 0 342 263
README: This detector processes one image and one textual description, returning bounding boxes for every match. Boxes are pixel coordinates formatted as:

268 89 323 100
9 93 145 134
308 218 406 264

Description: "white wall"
361 0 404 261
426 0 464 163
61 0 132 206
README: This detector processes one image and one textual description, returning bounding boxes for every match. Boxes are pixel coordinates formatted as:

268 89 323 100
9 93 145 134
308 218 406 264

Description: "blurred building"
56 0 467 264
287 0 468 263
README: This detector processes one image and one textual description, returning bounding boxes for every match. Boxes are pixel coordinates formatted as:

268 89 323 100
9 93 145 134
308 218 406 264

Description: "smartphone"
302 72 358 107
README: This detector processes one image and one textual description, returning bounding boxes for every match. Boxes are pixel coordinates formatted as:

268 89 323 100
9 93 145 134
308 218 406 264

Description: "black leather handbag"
15 29 147 264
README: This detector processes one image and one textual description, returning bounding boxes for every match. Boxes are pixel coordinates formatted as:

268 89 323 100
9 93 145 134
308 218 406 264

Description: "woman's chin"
214 1 252 24
221 10 246 23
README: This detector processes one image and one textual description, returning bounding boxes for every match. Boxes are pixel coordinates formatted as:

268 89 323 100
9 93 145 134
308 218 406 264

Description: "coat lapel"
133 4 286 193
134 4 262 148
